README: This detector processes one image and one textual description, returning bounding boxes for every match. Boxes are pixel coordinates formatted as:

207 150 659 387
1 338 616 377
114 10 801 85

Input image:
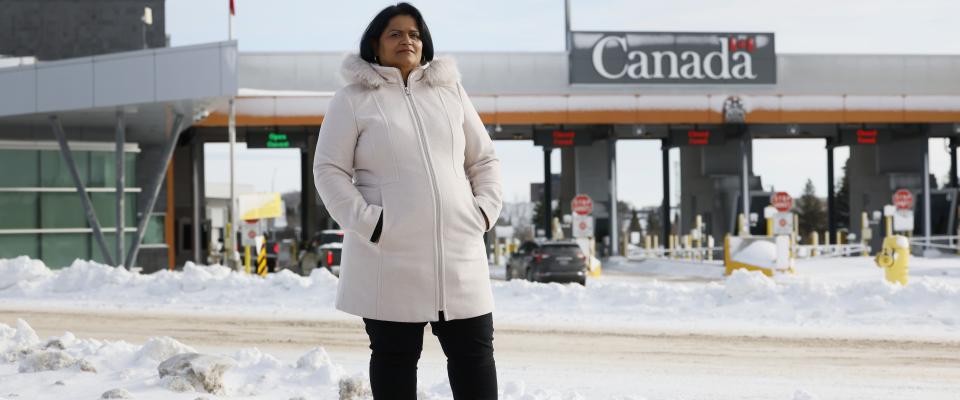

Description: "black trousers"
362 312 497 400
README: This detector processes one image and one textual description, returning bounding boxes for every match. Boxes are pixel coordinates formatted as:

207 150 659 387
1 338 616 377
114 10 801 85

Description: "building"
3 9 959 268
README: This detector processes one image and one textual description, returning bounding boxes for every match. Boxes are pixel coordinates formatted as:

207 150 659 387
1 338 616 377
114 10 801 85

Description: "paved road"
3 306 959 399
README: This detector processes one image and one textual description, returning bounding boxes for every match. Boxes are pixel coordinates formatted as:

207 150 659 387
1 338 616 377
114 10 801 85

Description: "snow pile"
0 259 340 316
492 261 960 334
0 319 350 399
1 256 959 335
0 256 52 291
0 320 594 400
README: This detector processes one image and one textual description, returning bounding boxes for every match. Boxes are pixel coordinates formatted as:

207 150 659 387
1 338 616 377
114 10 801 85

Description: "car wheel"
578 278 586 286
505 266 513 281
525 269 535 282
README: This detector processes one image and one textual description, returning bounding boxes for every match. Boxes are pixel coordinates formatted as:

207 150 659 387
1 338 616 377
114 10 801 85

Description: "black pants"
362 312 497 400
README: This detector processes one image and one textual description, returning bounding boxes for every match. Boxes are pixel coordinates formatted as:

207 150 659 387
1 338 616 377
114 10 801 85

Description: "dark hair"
359 3 434 65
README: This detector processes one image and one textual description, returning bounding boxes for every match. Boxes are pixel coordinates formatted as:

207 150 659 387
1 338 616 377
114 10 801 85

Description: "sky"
178 0 960 208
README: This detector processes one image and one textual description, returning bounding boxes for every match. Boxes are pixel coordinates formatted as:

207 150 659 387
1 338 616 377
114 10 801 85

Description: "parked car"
299 229 344 277
506 240 588 285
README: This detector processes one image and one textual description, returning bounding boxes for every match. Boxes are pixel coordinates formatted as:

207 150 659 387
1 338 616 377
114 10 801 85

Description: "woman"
313 3 502 399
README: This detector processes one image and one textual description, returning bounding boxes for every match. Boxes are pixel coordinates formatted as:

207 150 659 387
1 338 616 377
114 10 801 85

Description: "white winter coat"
313 55 502 322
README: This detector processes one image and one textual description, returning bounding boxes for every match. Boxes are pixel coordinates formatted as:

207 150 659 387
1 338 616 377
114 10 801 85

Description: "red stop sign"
893 189 914 210
572 195 593 216
770 192 793 212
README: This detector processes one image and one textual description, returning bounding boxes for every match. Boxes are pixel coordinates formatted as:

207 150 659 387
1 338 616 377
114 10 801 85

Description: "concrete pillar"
826 138 836 240
190 134 203 264
301 133 318 244
608 136 618 257
923 131 932 250
661 140 671 245
559 147 576 236
740 132 750 225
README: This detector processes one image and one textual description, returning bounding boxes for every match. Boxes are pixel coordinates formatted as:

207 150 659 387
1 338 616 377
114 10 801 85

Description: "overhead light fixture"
634 124 647 136
495 124 503 133
787 124 799 135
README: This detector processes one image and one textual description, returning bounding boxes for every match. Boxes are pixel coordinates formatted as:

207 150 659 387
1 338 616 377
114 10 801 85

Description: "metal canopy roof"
187 51 960 128
0 41 238 144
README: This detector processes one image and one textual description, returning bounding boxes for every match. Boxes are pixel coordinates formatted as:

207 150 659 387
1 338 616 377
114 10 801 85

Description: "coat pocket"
471 196 487 232
356 185 384 243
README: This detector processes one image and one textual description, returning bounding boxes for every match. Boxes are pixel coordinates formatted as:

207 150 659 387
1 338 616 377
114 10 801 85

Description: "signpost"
768 192 794 236
572 194 594 216
892 189 914 232
771 192 793 212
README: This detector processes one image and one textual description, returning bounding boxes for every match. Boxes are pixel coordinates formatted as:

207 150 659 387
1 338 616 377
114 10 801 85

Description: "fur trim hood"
340 54 460 89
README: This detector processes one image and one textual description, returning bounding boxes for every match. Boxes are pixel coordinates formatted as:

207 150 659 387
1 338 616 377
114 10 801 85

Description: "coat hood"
340 54 460 89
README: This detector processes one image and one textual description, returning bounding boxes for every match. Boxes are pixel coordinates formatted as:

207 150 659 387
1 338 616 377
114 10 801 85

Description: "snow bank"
0 259 341 316
0 320 594 400
0 256 52 291
1 256 959 336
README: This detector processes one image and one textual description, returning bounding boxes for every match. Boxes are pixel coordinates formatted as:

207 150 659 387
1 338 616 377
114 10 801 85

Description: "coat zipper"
403 84 446 315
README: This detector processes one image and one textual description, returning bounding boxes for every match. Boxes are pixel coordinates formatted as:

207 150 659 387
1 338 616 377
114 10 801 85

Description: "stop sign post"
890 189 914 233
770 192 793 212
892 189 914 210
571 194 594 239
768 192 794 236
572 194 593 216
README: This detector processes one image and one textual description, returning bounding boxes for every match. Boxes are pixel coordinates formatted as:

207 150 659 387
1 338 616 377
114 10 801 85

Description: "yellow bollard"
738 214 748 237
694 215 703 260
875 235 910 285
244 245 251 274
707 235 714 261
885 215 893 237
621 232 628 257
653 235 660 257
810 232 819 257
668 235 675 259
684 235 692 260
257 240 267 277
766 217 774 237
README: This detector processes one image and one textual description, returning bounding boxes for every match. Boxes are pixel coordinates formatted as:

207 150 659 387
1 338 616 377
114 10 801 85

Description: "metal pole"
115 110 126 268
126 114 185 269
300 148 310 244
543 146 553 239
227 98 239 268
564 0 572 53
661 140 671 244
50 116 115 267
740 132 751 229
923 133 932 250
826 138 836 239
608 136 618 257
950 138 958 188
191 136 202 263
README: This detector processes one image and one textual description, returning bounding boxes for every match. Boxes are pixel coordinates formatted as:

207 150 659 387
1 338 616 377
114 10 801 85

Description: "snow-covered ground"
2 254 959 399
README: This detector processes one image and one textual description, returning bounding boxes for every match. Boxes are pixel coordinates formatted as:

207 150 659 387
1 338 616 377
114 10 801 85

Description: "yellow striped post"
257 240 267 277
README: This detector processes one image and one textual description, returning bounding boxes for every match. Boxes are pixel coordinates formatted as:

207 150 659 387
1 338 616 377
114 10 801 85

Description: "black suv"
298 229 344 276
506 240 588 285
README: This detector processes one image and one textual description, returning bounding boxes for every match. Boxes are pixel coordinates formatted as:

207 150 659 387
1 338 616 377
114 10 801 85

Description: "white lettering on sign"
591 36 759 82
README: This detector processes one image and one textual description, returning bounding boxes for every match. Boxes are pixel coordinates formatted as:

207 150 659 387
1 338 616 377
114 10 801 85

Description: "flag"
229 0 236 16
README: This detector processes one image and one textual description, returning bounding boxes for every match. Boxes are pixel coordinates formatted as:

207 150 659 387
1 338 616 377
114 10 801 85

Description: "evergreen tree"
645 207 662 237
531 200 545 235
628 209 643 232
835 161 850 230
796 179 827 240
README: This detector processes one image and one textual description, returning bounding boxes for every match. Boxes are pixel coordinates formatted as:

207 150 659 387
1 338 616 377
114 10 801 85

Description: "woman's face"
373 15 423 73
